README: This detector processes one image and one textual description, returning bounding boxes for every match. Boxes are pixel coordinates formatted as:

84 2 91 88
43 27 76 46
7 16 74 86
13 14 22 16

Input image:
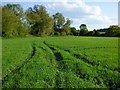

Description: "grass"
0 38 2 80
0 37 2 89
2 36 119 88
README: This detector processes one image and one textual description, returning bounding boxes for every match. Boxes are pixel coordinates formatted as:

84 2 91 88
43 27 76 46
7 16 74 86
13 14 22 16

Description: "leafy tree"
26 5 54 36
87 31 95 36
2 5 19 37
53 13 72 36
17 22 30 36
79 24 88 36
2 4 29 37
62 18 72 35
70 27 78 36
105 25 120 37
80 24 88 31
93 30 100 36
53 12 65 32
6 4 23 18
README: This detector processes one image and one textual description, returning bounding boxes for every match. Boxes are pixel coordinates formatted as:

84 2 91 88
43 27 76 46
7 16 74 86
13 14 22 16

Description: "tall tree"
26 5 54 36
53 12 65 30
70 27 78 36
2 5 19 37
62 18 72 35
2 4 29 37
6 4 23 18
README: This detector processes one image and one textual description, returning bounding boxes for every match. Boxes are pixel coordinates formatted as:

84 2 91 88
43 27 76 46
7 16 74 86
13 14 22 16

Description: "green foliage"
17 22 30 36
6 4 23 18
80 24 88 31
2 5 19 37
70 27 78 36
62 18 72 35
53 12 65 29
53 12 64 35
53 13 72 36
0 38 1 82
105 25 120 37
26 5 54 36
94 30 100 36
2 36 119 88
2 4 119 37
86 31 95 36
79 24 88 36
2 4 29 37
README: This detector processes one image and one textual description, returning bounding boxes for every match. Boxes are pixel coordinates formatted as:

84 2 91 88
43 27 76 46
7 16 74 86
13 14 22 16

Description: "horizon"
1 0 119 30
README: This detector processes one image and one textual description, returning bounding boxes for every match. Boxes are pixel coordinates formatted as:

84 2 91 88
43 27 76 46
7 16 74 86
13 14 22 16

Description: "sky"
1 0 119 30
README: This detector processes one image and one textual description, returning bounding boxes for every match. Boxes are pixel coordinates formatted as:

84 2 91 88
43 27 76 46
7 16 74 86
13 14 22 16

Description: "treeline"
2 4 120 37
79 24 120 37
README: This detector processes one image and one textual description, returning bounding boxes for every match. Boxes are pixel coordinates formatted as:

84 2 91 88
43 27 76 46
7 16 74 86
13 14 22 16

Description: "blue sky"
1 0 119 30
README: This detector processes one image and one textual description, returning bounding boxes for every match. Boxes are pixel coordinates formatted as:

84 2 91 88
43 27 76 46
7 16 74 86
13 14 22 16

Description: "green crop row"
2 36 119 88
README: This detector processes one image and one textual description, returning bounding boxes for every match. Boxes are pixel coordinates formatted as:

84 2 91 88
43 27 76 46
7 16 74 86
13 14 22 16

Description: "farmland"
0 38 1 77
2 36 120 88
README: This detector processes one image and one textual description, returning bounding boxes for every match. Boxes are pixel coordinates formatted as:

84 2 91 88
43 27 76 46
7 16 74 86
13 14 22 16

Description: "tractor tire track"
43 42 103 87
43 41 64 87
43 41 63 61
2 44 36 86
64 48 119 72
42 42 119 88
43 42 118 72
64 46 118 53
43 41 100 67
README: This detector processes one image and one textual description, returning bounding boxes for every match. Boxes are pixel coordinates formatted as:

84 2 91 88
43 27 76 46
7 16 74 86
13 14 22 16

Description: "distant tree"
53 12 65 30
93 30 100 36
93 29 100 36
62 18 72 35
87 31 95 36
53 13 72 36
105 25 120 37
79 24 88 36
26 5 54 36
70 27 78 36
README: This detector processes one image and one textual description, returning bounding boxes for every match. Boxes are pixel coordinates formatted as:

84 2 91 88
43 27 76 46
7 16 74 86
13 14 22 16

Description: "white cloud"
75 0 101 15
47 0 101 15
87 15 113 24
2 0 119 2
46 0 116 30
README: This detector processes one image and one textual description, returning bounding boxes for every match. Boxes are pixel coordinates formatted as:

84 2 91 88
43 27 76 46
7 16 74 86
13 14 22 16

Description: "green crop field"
2 36 120 88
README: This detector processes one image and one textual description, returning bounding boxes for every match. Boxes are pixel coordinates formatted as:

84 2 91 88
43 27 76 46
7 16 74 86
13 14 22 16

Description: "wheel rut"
2 44 36 86
43 41 63 61
64 49 119 73
43 41 64 87
43 41 119 73
43 41 119 88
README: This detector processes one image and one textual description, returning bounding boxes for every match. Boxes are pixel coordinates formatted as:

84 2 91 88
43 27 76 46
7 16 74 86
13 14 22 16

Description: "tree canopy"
2 4 29 37
26 5 54 36
105 25 120 36
79 24 88 36
53 12 65 30
2 4 119 37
